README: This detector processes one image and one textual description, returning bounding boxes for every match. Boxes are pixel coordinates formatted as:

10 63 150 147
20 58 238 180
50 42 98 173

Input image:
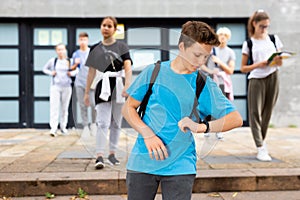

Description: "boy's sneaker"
95 156 105 169
50 129 57 137
108 154 120 165
256 146 272 162
61 128 69 135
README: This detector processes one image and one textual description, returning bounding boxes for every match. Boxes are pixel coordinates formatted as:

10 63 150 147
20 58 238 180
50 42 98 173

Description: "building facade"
0 0 299 128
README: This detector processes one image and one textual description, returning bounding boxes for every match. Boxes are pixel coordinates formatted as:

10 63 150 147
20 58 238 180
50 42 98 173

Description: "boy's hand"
178 117 207 133
178 117 198 133
144 135 168 160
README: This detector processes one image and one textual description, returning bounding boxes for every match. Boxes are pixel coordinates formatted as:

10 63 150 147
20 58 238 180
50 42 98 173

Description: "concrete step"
1 168 300 197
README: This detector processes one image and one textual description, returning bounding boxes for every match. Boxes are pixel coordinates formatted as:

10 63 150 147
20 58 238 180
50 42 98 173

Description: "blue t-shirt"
126 60 236 175
72 48 90 88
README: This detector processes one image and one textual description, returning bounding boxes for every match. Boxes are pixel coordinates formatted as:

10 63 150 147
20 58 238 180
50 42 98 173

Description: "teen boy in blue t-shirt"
122 21 243 200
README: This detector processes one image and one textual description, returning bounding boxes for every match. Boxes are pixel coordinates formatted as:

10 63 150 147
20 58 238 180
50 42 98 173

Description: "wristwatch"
202 120 210 133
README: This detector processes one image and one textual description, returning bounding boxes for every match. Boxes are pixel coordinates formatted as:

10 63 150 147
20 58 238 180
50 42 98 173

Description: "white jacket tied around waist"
99 70 125 103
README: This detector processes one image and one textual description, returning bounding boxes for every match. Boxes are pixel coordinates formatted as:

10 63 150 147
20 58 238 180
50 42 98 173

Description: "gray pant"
95 100 123 155
126 171 195 200
75 86 96 127
248 71 279 147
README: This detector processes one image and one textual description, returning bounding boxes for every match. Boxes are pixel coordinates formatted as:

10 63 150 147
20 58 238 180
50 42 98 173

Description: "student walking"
122 21 243 200
241 10 283 161
43 43 78 137
71 32 96 138
201 27 236 140
84 16 132 169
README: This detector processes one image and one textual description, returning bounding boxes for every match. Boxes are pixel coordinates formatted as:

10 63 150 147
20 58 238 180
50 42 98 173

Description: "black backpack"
137 61 207 123
246 34 277 65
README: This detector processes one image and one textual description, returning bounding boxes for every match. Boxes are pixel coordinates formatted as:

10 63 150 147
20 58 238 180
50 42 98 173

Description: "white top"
242 35 283 79
43 58 78 87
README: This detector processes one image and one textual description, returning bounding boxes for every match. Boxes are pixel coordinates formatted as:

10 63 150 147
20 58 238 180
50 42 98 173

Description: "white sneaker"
81 126 90 139
216 132 224 140
61 128 69 136
90 123 97 137
50 129 57 137
256 146 272 161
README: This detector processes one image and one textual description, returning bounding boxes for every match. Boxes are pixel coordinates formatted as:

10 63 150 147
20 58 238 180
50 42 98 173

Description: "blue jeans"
126 171 195 200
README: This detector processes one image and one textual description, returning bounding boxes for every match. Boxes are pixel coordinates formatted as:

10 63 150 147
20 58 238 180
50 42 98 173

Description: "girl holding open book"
241 10 283 162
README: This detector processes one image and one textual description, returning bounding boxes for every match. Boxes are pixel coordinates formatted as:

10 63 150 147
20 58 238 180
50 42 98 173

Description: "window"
0 23 19 124
0 49 19 71
34 28 67 46
76 28 102 45
0 75 18 97
0 23 18 45
127 28 161 46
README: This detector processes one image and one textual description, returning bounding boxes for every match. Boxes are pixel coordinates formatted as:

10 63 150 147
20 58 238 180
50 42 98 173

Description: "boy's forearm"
209 111 243 133
122 102 156 139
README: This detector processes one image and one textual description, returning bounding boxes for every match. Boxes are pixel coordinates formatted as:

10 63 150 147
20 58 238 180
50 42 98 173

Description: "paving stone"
0 127 299 196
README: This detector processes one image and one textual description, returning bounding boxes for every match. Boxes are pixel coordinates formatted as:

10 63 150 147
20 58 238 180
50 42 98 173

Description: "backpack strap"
269 34 277 50
246 39 253 65
138 61 161 119
212 47 216 56
51 57 58 85
189 71 206 123
53 57 58 70
212 47 218 68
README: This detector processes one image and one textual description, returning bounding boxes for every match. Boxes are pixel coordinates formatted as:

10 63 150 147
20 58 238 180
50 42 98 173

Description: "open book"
268 51 296 66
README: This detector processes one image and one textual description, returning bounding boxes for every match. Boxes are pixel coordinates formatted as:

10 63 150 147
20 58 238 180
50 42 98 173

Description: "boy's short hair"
216 27 231 40
179 21 220 48
79 32 89 38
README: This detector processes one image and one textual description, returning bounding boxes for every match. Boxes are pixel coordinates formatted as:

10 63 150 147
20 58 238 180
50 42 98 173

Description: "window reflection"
0 49 19 71
34 101 49 123
0 23 18 45
127 28 161 46
0 101 18 122
0 75 18 97
76 28 102 45
34 28 67 46
33 50 57 71
130 49 161 71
